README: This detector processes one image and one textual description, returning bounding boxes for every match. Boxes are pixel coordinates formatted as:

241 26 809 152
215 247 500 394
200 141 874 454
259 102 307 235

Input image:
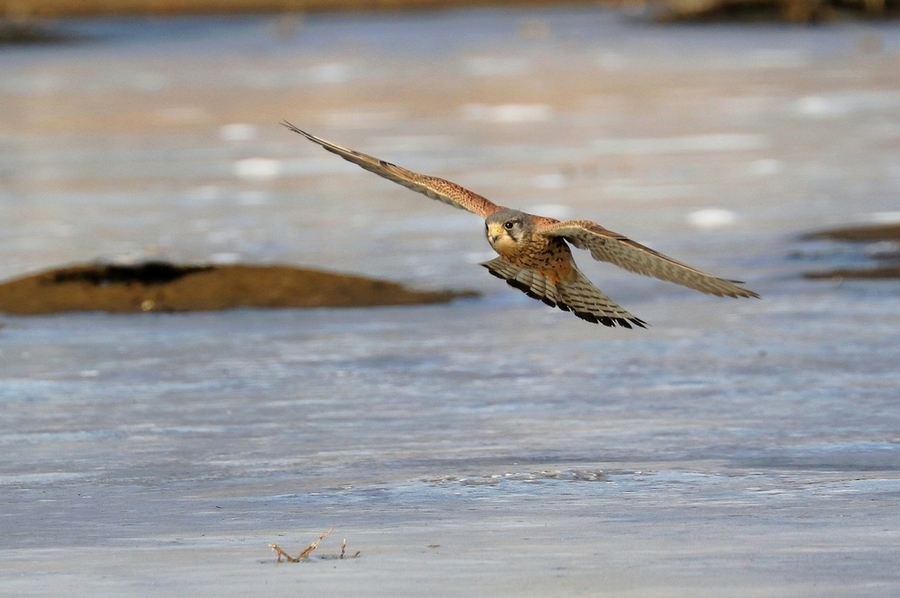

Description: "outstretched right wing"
539 219 758 299
281 122 503 219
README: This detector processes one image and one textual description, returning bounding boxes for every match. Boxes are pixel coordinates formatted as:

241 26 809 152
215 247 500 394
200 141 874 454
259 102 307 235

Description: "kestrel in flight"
282 122 758 328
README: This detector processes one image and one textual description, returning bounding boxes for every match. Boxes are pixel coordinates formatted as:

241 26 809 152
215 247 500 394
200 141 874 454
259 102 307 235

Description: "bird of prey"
282 122 758 328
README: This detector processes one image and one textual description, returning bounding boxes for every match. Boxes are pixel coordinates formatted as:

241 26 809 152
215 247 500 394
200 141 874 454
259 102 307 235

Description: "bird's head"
485 209 531 252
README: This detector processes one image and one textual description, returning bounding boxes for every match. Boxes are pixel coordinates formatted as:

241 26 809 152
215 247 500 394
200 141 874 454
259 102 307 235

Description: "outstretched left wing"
281 122 503 219
538 219 758 298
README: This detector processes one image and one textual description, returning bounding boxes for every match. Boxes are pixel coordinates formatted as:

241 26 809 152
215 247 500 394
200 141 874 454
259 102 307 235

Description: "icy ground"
1 7 899 597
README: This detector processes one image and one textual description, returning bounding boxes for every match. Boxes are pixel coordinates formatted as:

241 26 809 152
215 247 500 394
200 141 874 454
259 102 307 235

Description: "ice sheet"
1 7 899 597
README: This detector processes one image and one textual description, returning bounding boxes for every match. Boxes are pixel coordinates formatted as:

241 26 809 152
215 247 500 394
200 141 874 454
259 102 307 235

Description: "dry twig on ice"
270 528 333 563
269 529 360 562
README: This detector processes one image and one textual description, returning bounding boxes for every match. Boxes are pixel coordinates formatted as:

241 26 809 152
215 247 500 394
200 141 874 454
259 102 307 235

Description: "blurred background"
1 0 898 292
2 3 900 596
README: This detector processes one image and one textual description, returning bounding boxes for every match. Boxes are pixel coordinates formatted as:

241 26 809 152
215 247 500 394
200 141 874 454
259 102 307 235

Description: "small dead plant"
270 528 360 562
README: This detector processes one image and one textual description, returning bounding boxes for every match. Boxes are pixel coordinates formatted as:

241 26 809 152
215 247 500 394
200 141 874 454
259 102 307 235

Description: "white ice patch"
219 123 258 141
532 174 568 189
525 203 574 220
233 158 282 179
322 110 402 129
747 159 783 177
370 135 456 153
280 157 364 176
236 191 269 206
106 252 145 265
596 52 627 71
598 49 804 73
863 211 900 224
687 208 738 229
602 182 703 201
131 71 167 91
0 472 88 486
592 134 767 155
461 103 552 123
185 185 221 203
865 241 900 260
740 49 807 69
209 252 241 264
794 95 849 118
207 230 243 244
309 63 351 84
794 91 900 118
156 106 208 124
463 57 530 77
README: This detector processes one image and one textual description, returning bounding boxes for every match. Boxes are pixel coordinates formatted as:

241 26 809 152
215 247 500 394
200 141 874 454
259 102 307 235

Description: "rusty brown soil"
4 0 612 19
802 223 900 280
801 223 900 243
0 262 476 315
1 0 893 22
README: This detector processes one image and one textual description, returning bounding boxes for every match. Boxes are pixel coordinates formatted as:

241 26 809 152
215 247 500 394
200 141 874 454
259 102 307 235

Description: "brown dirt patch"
801 223 900 243
0 261 477 316
804 265 900 280
9 0 894 22
801 222 900 280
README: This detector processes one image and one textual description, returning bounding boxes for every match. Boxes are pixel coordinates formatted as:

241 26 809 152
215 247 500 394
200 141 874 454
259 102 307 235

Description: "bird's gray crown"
486 208 525 224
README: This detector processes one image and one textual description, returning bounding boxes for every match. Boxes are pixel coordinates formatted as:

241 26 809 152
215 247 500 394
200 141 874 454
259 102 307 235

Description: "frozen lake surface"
2 7 900 596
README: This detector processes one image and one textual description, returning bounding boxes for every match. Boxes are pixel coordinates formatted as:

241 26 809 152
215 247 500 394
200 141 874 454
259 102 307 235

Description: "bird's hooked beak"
486 222 504 245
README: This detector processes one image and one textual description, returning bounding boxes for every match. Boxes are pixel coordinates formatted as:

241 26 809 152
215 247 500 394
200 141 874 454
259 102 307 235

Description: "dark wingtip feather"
724 279 761 299
483 265 505 280
280 120 302 134
595 315 615 327
506 279 530 293
280 121 319 144
483 262 650 329
574 311 596 323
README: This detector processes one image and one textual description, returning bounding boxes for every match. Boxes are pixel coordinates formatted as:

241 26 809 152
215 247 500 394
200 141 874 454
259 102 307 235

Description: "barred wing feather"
281 122 502 219
539 220 758 299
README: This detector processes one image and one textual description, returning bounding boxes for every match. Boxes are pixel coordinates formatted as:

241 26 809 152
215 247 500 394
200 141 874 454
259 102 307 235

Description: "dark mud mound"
0 261 477 315
805 265 900 280
800 223 900 280
0 22 86 45
649 0 898 22
802 223 900 244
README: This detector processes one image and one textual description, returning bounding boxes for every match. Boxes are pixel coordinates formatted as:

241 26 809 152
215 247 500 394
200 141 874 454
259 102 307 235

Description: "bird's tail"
481 256 646 329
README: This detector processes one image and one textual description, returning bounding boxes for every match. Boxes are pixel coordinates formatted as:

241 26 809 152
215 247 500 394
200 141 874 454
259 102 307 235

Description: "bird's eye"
504 221 514 230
